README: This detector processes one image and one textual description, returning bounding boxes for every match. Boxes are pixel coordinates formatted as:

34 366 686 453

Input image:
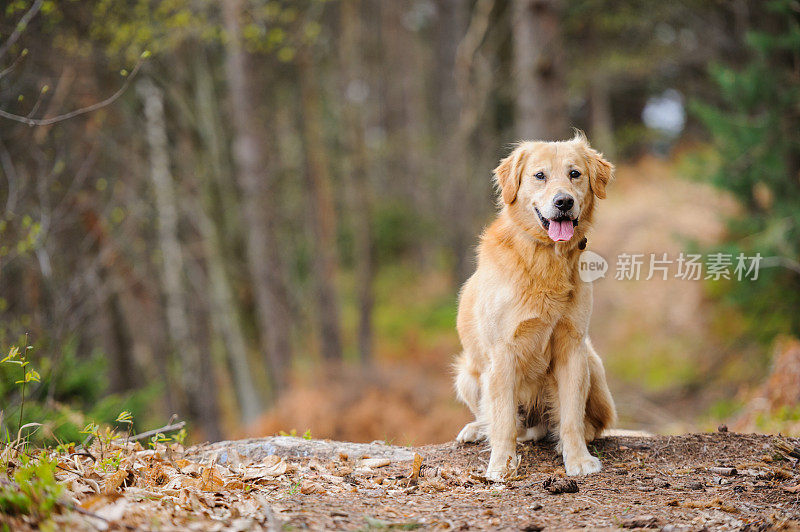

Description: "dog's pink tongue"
547 220 574 242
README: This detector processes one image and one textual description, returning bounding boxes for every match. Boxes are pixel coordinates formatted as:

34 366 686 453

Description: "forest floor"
13 431 800 530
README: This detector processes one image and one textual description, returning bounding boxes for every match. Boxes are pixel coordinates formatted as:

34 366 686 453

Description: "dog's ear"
493 147 528 204
583 144 614 200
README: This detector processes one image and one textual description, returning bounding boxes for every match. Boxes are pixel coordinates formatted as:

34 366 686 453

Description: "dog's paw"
485 452 519 482
564 453 602 476
456 421 486 443
517 425 548 443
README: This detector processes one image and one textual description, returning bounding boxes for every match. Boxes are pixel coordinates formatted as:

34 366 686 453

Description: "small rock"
686 481 704 490
531 503 543 511
622 515 659 529
652 478 670 489
521 524 543 532
229 518 255 532
542 477 578 494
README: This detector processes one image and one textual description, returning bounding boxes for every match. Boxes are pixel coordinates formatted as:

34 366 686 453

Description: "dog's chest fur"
472 214 587 382
482 219 581 324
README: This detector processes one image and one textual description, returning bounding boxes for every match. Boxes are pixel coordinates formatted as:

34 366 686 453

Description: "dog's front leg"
483 352 519 481
552 333 602 476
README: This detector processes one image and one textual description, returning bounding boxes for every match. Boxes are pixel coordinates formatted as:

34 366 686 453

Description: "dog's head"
493 132 613 243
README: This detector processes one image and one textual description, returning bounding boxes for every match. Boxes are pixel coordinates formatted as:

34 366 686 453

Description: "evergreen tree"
693 0 800 341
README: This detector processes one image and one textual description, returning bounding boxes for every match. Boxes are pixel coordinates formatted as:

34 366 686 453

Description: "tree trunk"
105 290 136 392
512 0 568 141
434 0 470 284
340 0 375 363
297 49 344 363
433 0 467 138
438 0 494 284
137 77 221 441
198 200 263 424
223 0 293 396
589 73 616 159
381 1 431 268
191 55 263 425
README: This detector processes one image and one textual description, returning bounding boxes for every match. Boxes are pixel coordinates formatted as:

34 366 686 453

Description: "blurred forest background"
1 0 799 446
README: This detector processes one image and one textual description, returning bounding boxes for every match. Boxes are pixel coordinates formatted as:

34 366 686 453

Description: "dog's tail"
585 339 617 435
453 352 481 417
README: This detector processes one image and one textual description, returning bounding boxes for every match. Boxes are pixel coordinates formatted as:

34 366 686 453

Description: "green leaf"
2 345 20 362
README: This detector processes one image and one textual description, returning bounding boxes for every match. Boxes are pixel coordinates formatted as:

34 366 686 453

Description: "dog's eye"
534 172 545 180
569 169 581 179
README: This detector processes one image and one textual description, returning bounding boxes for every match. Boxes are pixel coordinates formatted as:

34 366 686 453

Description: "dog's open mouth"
535 207 578 242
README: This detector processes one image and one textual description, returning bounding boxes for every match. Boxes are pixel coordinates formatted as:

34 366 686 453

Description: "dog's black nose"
553 193 574 211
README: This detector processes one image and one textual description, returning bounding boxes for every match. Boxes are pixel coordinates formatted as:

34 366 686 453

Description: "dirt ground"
8 431 800 530
250 432 800 531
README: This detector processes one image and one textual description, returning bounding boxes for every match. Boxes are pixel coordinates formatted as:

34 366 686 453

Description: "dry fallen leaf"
181 462 202 477
784 483 800 493
224 479 247 490
409 453 423 486
199 466 226 491
93 498 131 523
80 493 123 512
300 481 326 494
242 455 291 480
360 458 390 469
104 469 130 494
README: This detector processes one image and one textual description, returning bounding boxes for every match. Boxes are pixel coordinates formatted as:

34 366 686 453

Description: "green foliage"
373 201 432 266
707 398 744 423
277 428 312 440
0 454 63 519
755 405 800 434
606 331 698 392
0 340 156 447
691 0 800 341
84 0 327 63
89 0 217 61
370 265 457 353
0 214 41 264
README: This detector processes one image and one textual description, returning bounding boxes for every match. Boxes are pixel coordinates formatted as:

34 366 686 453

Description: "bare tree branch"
0 58 146 127
0 50 28 80
0 0 43 61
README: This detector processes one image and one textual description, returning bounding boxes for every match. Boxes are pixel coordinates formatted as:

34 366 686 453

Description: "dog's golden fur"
453 132 616 479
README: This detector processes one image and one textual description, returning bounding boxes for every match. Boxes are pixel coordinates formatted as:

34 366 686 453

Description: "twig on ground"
774 439 800 460
62 501 140 531
128 421 186 443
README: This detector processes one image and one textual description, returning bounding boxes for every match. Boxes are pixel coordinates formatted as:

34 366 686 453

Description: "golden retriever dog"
453 132 616 480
